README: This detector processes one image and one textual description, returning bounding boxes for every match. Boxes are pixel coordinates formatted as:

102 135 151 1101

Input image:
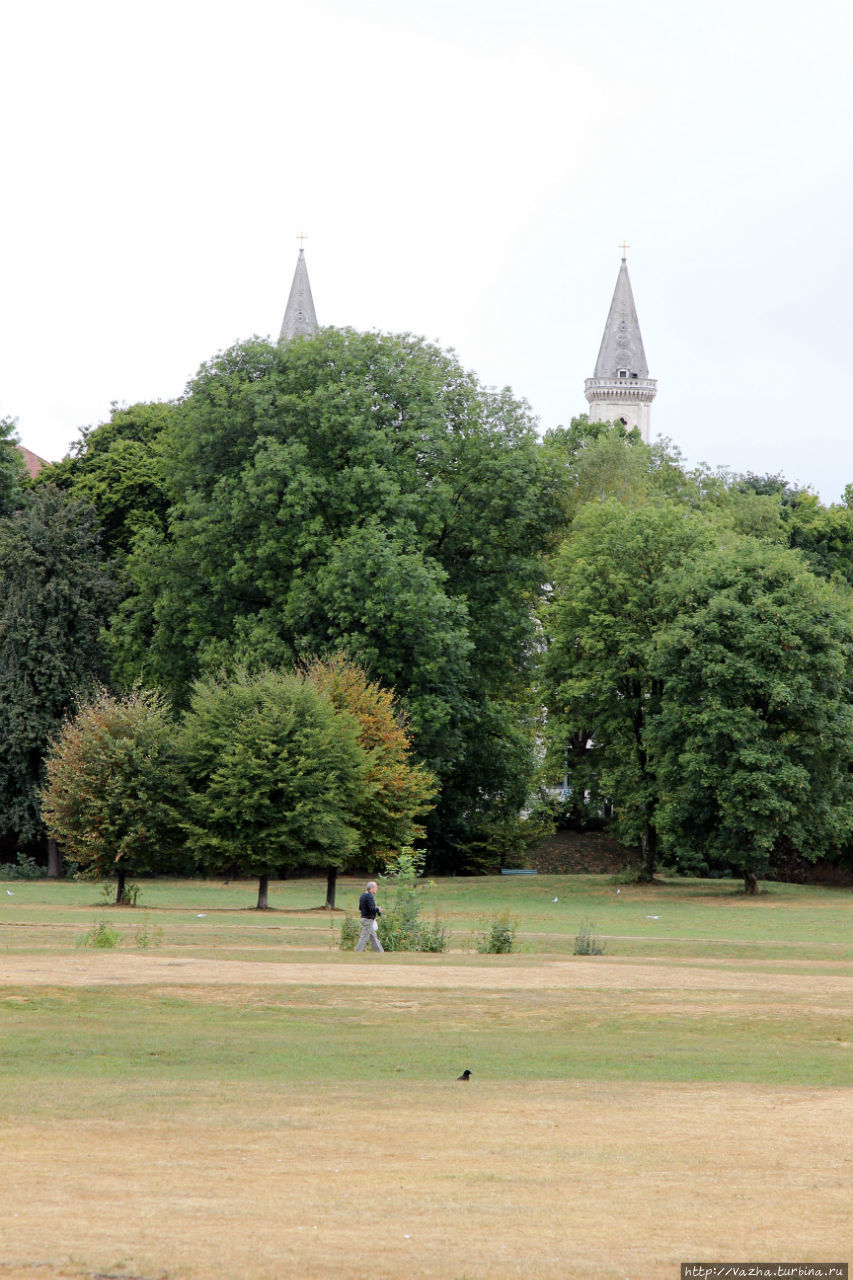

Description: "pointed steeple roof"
592 257 649 379
279 248 318 342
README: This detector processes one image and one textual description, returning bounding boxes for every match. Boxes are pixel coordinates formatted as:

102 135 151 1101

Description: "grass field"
1 873 851 1280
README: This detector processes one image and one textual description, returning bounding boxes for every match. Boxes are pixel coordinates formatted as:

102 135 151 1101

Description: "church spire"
279 245 318 342
584 252 657 442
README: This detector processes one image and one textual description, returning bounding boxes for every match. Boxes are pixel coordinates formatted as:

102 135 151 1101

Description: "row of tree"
4 330 853 885
41 658 434 908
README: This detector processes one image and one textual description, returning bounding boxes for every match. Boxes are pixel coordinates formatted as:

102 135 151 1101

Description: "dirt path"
2 951 853 998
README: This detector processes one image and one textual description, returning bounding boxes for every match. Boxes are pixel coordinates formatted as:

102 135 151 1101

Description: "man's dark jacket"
358 890 379 920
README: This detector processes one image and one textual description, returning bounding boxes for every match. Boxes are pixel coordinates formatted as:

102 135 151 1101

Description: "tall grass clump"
476 910 516 953
574 919 606 956
133 915 163 948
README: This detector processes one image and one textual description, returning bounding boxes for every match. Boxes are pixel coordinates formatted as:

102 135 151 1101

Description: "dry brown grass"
1 955 851 1280
1 1079 850 1280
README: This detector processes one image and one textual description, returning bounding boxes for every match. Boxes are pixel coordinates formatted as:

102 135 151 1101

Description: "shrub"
76 919 123 949
415 917 448 953
476 910 516 954
0 854 41 880
339 915 360 950
609 864 641 886
376 848 447 953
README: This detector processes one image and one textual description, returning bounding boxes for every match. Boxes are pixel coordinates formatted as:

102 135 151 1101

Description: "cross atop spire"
279 243 318 343
619 239 630 260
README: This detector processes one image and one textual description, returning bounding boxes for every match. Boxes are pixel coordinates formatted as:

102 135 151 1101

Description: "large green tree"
0 488 113 851
179 667 368 908
113 329 559 869
651 540 853 891
543 499 712 877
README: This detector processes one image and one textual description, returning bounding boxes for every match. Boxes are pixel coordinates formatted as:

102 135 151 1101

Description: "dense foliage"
8 337 853 885
0 416 25 519
543 499 712 877
107 330 559 869
542 421 853 885
651 540 853 890
0 488 112 848
37 402 173 562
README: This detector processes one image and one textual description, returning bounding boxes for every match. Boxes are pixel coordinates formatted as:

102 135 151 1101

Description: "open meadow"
0 873 851 1280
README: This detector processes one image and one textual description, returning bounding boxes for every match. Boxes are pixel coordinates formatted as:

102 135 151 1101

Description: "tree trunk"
256 874 270 910
47 838 61 879
639 824 658 881
743 869 758 895
115 868 126 905
325 867 337 910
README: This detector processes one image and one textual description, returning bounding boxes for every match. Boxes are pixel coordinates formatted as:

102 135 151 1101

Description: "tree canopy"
179 667 369 908
37 402 174 562
543 499 712 877
41 685 185 901
651 540 853 890
110 329 560 868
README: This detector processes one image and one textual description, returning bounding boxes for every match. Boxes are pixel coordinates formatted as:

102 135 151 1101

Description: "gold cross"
619 240 630 259
297 231 308 249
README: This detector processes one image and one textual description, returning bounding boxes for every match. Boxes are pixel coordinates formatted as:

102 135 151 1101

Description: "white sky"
2 0 852 501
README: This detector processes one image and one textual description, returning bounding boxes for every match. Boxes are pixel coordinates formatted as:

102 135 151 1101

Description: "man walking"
355 880 384 953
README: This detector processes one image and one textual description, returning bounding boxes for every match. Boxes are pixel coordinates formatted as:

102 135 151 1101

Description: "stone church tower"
584 255 656 442
279 247 318 342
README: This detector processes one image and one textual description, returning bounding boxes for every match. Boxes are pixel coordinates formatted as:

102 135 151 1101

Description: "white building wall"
585 395 651 442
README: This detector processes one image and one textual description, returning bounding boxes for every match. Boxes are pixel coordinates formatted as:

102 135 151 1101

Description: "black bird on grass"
456 1069 472 1081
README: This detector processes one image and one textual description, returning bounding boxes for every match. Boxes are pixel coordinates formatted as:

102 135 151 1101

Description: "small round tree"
179 667 368 909
41 685 185 902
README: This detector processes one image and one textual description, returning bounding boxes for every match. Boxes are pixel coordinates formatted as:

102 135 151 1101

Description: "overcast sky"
3 0 852 501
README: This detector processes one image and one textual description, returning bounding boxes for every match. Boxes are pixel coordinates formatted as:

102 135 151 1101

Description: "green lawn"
2 871 851 960
2 873 852 1093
